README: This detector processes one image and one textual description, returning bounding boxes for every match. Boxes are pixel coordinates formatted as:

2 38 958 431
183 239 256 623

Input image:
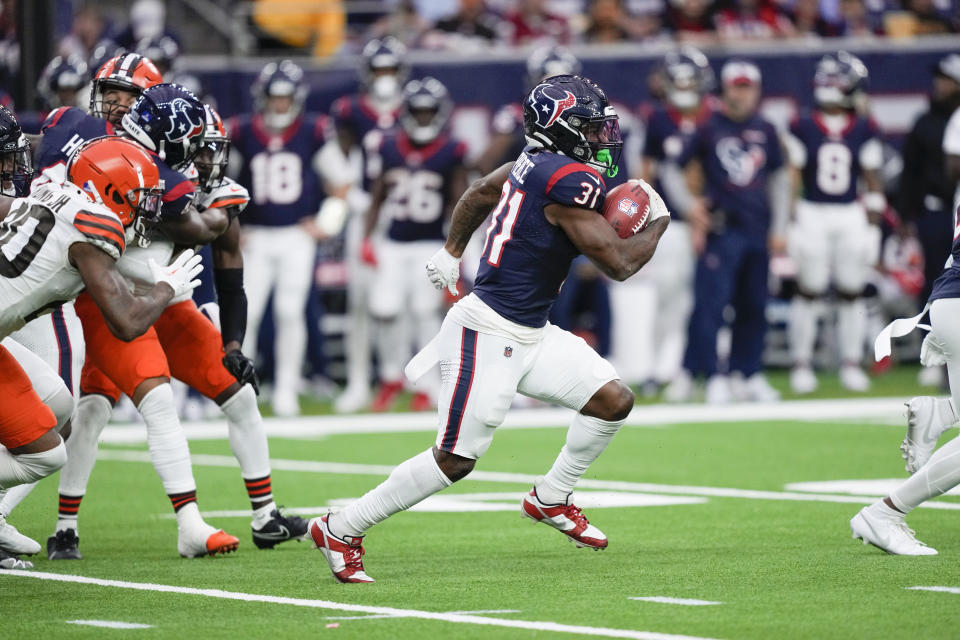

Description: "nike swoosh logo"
253 524 290 540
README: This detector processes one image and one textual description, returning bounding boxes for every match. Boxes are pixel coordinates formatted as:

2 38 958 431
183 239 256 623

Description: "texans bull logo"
163 97 205 143
531 84 578 129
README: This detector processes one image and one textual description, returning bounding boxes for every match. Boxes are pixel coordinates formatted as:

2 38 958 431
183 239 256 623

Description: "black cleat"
252 509 308 549
47 529 82 560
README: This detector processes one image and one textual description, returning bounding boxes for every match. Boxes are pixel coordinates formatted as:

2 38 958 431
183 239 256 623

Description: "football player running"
308 75 670 583
851 205 960 556
783 51 884 394
0 134 201 559
362 77 467 412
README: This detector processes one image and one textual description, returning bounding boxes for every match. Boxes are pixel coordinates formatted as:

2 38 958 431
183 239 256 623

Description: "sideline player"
851 204 960 556
231 60 328 417
309 75 669 582
784 51 884 394
363 77 467 412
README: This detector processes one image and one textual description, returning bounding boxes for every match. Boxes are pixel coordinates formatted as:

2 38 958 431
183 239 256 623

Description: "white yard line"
97 449 960 512
324 609 522 621
629 598 722 606
99 397 920 443
0 570 719 640
906 586 960 595
66 620 153 629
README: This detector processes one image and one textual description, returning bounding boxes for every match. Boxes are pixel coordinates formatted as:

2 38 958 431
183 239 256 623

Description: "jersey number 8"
815 142 853 196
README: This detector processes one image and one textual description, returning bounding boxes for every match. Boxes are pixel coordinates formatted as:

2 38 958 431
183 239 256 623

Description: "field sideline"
4 393 960 638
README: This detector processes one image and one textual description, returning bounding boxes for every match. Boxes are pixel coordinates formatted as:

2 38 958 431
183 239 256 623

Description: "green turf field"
3 372 960 638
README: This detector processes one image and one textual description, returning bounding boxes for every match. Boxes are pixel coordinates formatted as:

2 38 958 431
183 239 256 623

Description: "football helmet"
194 104 230 190
37 55 88 110
89 53 162 123
813 51 869 109
525 45 581 90
399 77 451 146
662 46 714 111
253 59 307 130
0 106 33 197
361 37 408 102
523 75 622 177
66 136 163 227
121 83 206 170
134 35 179 76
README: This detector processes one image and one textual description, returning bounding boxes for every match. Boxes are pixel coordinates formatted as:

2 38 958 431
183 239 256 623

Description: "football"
602 180 652 239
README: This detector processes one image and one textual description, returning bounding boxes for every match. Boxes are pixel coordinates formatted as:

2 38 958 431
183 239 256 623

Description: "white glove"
920 332 949 367
635 178 670 222
425 247 461 296
149 249 203 300
315 196 348 236
198 178 250 214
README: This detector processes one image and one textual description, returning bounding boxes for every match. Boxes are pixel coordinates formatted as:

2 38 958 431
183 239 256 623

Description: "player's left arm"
211 218 259 393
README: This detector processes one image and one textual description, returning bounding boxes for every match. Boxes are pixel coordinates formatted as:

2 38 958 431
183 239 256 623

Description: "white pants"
931 298 960 414
790 201 878 295
9 303 85 397
434 318 618 459
2 337 73 420
242 225 316 397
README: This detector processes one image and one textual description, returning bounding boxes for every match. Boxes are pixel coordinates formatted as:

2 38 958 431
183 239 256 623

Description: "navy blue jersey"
228 113 327 227
473 149 607 328
330 94 397 143
35 107 195 218
790 111 879 204
928 207 960 302
642 104 710 220
378 132 466 242
678 110 783 238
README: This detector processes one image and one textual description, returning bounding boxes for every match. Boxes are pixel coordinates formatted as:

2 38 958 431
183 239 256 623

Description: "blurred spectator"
366 0 431 48
114 0 180 51
835 0 882 36
58 4 114 62
884 0 957 35
875 219 925 317
251 0 346 57
134 35 179 77
788 0 839 37
582 0 633 43
422 0 504 50
502 0 571 46
666 0 718 43
36 55 87 111
899 54 960 302
714 0 794 39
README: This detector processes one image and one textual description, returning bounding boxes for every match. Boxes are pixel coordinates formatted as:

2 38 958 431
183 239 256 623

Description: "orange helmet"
89 53 162 124
66 137 164 227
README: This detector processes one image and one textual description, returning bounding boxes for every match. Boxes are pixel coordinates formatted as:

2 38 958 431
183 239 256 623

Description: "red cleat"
370 380 403 412
409 391 432 412
521 487 608 550
309 515 374 583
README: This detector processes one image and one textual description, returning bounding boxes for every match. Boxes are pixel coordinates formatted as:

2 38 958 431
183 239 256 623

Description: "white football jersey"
0 182 125 339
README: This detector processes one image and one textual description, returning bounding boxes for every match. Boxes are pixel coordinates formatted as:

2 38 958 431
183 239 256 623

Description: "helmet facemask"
195 137 230 190
0 134 34 197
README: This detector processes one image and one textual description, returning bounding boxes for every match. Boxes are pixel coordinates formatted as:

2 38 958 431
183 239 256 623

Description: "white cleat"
705 375 732 405
0 514 40 555
902 397 956 474
272 390 301 418
917 365 945 388
839 365 870 392
334 386 371 414
177 524 239 558
790 366 818 394
741 373 780 403
850 505 937 556
663 371 694 403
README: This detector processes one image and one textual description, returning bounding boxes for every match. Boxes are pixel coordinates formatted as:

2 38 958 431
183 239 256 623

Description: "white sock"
837 299 867 365
866 499 904 520
375 316 408 382
175 501 213 535
58 394 112 497
539 413 625 504
0 481 37 517
138 384 196 495
56 518 77 534
330 448 452 538
220 385 271 480
789 297 817 366
252 501 278 528
890 434 960 514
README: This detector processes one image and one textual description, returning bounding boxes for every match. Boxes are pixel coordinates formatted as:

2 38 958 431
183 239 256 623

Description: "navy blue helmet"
814 50 869 109
253 59 307 129
399 77 451 145
121 83 206 170
523 75 622 177
37 55 88 109
0 106 33 196
135 35 180 75
361 37 408 101
662 46 714 111
525 45 581 91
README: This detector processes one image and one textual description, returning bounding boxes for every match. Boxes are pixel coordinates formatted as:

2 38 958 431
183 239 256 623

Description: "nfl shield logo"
504 346 513 358
618 198 639 218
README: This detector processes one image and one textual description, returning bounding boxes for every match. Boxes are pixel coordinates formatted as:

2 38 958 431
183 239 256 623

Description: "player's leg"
408 241 444 410
75 292 238 557
270 226 316 416
788 202 830 394
313 319 523 582
651 221 695 386
368 239 408 412
240 226 278 396
335 208 373 413
155 300 307 547
850 297 960 555
516 325 629 548
8 302 85 397
834 205 877 392
729 239 779 402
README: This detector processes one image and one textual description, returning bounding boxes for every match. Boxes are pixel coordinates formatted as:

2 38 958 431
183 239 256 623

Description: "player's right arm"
546 203 669 282
69 243 199 342
157 203 229 245
443 162 514 258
